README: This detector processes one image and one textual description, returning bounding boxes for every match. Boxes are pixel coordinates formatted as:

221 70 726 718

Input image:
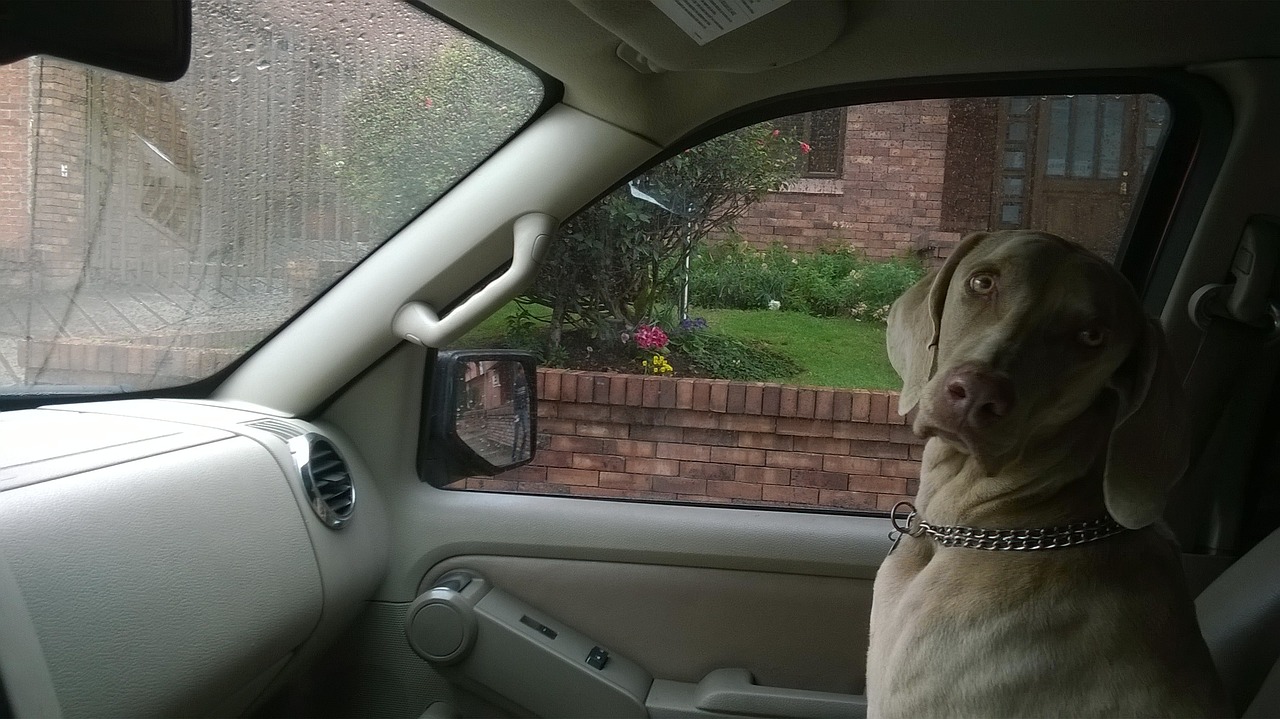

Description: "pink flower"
634 324 669 350
423 97 433 108
771 128 780 137
799 141 811 154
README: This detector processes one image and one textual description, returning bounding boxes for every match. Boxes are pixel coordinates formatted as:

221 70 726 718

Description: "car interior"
2 1 1280 717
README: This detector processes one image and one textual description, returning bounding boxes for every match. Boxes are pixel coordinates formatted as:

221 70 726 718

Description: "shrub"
689 242 925 321
667 328 801 382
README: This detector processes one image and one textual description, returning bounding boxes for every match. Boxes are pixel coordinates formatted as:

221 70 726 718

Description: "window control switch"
585 645 609 670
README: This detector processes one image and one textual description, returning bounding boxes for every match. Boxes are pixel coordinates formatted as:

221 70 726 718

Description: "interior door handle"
693 668 867 718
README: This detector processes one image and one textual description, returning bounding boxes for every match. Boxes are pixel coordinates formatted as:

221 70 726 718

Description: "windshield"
0 0 543 393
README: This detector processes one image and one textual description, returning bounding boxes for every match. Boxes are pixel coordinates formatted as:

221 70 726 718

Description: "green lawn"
696 308 900 390
452 302 901 391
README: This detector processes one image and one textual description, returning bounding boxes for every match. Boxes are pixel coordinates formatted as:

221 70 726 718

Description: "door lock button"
585 645 609 670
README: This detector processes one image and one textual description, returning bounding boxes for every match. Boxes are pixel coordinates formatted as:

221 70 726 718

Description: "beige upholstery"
1197 527 1280 716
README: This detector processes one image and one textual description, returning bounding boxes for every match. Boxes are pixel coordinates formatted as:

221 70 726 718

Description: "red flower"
423 97 433 109
799 141 811 154
771 128 780 137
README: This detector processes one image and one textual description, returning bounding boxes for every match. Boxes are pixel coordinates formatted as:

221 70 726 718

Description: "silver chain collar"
889 501 1127 551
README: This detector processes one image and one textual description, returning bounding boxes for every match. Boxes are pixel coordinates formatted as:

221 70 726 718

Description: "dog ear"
1103 318 1189 529
886 231 988 415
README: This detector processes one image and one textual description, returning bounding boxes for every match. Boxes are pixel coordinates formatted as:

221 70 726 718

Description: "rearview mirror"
421 350 538 486
0 0 191 82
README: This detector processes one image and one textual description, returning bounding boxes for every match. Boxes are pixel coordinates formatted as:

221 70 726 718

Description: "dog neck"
913 408 1113 530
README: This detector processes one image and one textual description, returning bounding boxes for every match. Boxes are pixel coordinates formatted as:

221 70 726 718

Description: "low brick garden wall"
465 368 925 512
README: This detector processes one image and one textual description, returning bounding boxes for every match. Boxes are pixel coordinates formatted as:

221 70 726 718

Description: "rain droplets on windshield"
0 0 542 393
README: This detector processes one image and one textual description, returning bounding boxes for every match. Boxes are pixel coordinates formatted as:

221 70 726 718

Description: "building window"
995 96 1033 229
777 108 846 178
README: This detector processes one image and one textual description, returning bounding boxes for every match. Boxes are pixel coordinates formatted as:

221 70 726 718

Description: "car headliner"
425 0 1280 146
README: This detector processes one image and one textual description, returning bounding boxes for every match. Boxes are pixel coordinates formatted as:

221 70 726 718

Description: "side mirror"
421 350 538 486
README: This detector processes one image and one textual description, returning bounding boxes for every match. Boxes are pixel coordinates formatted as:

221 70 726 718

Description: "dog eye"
1077 327 1107 347
967 273 996 295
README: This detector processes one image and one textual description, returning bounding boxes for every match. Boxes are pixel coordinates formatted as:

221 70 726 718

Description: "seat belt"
1180 216 1280 553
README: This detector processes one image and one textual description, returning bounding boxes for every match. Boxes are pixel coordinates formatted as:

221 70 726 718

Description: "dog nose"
944 369 1015 428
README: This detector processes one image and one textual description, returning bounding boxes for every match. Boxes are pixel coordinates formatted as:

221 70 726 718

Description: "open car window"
450 93 1172 513
0 0 543 394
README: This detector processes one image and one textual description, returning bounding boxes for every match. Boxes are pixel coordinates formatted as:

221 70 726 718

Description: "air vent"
287 433 354 529
244 418 304 441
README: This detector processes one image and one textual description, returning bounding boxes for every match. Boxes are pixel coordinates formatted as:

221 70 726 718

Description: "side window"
452 94 1171 513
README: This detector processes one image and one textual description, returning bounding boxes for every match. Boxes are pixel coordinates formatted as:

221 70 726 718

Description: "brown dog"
866 231 1229 717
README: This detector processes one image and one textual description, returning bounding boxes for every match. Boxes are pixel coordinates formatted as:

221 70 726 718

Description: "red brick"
738 432 793 451
815 390 835 420
706 480 762 500
578 375 595 403
593 376 611 403
777 417 833 437
720 414 776 433
609 376 627 404
819 489 880 510
823 455 881 475
833 422 891 441
576 423 629 439
907 479 920 495
553 468 600 486
625 457 681 476
630 425 684 442
572 453 625 472
461 478 519 492
762 386 782 415
763 484 820 505
735 466 791 485
710 382 729 412
909 445 925 460
539 417 576 434
766 451 823 470
653 476 707 494
684 428 737 447
882 459 923 478
693 381 712 411
657 442 711 462
604 439 656 457
832 392 853 421
849 440 912 459
870 393 890 424
541 371 561 401
681 462 734 482
851 392 871 421
666 409 720 429
792 470 849 490
659 379 677 408
848 474 908 494
499 465 546 483
726 384 747 413
779 387 798 416
792 436 850 455
797 389 816 418
517 482 572 495
549 435 607 454
676 379 695 409
626 377 644 406
709 446 766 465
744 384 764 414
611 406 661 425
558 404 611 422
533 450 574 467
890 425 924 444
642 377 661 407
599 472 652 491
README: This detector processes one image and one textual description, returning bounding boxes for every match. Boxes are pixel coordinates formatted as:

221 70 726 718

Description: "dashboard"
0 399 388 717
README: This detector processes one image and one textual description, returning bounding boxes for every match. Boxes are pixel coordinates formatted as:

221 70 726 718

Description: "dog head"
887 230 1187 528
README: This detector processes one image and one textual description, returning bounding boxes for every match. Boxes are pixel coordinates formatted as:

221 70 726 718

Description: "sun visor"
570 0 849 74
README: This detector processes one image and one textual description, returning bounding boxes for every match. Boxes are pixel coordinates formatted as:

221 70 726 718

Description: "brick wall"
28 59 90 291
464 369 924 512
0 59 31 283
734 100 963 263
